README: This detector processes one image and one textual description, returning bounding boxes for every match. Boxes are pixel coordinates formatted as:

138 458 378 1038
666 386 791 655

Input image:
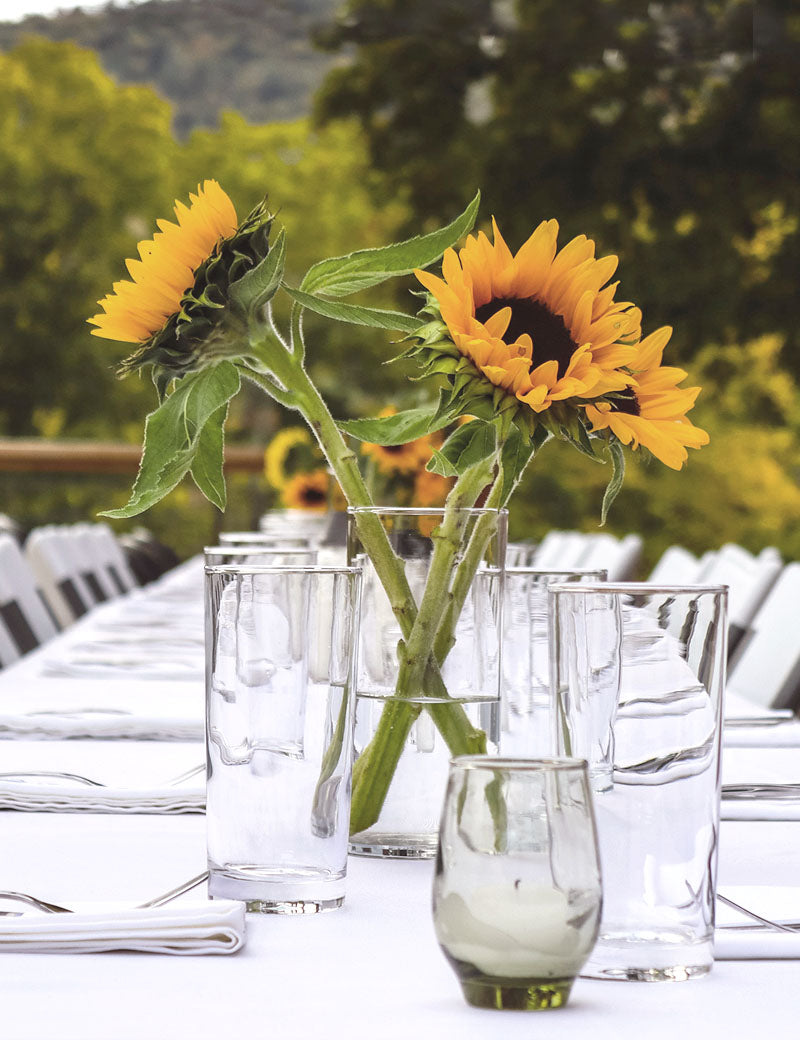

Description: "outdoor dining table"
0 562 798 1039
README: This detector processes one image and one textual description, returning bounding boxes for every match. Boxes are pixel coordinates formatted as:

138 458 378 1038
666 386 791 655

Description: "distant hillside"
0 0 345 135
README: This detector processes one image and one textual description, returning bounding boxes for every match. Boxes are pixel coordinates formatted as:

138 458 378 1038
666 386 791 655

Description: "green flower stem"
243 337 500 834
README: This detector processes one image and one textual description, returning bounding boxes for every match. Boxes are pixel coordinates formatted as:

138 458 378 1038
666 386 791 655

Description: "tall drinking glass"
501 568 607 756
433 756 602 1010
205 564 362 913
550 582 727 980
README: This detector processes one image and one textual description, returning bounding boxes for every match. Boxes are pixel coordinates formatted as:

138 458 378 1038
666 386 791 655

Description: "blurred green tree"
0 37 182 437
314 0 799 368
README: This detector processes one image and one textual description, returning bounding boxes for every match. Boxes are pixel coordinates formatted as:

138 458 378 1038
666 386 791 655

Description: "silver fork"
717 892 800 933
0 871 210 916
0 763 205 788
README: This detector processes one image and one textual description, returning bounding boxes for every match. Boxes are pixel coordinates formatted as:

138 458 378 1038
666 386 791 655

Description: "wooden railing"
0 440 265 474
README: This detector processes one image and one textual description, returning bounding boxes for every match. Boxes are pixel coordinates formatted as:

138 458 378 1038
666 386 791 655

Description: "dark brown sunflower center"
475 297 578 377
610 388 640 416
301 486 327 505
381 445 406 455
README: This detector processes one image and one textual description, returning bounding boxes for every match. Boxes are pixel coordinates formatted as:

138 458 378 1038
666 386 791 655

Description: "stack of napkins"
0 901 245 955
716 887 800 960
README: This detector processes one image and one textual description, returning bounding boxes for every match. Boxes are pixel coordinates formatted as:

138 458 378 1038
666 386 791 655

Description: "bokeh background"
0 0 797 567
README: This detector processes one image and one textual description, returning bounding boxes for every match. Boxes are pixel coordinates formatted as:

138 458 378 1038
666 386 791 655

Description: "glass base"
349 832 437 859
581 934 713 982
208 864 346 911
243 896 344 915
460 978 574 1011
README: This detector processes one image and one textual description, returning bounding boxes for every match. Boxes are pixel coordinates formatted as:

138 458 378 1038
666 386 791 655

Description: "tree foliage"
315 0 799 369
0 37 181 437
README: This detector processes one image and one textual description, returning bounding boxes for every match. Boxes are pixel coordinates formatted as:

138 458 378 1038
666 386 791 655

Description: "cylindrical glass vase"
346 506 507 858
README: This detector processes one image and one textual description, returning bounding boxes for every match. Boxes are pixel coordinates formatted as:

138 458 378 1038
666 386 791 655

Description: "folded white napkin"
723 692 800 746
0 779 205 814
721 747 800 819
723 724 800 749
715 930 800 959
716 887 800 959
0 678 203 741
40 653 204 682
721 799 800 822
0 901 245 954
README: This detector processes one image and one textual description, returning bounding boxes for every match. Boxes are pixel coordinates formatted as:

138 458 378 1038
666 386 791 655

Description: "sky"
2 0 151 21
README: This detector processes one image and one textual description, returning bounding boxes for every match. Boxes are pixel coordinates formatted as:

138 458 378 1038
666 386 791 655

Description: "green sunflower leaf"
190 403 229 510
229 228 286 321
102 362 240 518
298 193 480 297
282 287 421 333
338 399 459 445
498 425 538 505
435 419 497 475
600 439 626 526
427 448 459 478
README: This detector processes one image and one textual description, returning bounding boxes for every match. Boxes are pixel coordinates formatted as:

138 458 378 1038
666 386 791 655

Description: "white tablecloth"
0 565 798 1039
0 813 797 1040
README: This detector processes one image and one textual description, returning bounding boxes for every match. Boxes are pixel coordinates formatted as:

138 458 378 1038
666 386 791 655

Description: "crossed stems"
243 325 507 835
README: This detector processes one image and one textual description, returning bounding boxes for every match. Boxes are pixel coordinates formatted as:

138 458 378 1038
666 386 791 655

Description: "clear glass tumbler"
205 564 362 913
433 755 602 1010
549 582 727 980
501 568 607 757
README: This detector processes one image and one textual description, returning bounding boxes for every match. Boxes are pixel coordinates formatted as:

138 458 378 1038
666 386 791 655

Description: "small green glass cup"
432 756 602 1011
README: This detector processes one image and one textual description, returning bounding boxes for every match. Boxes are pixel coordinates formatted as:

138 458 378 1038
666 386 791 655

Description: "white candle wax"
434 882 597 979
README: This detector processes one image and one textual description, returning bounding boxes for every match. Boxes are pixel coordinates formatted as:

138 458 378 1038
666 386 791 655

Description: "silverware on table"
717 893 800 933
0 871 210 916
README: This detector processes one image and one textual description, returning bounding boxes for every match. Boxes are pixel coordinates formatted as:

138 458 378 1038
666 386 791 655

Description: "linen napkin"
721 798 800 822
0 678 204 741
0 739 205 813
39 651 204 682
723 690 800 747
723 724 800 749
716 887 800 960
0 778 205 814
721 746 800 820
0 901 245 954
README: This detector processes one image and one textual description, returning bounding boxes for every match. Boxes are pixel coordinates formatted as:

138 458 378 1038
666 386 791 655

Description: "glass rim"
204 564 362 576
203 545 318 555
504 567 608 579
347 506 509 517
449 755 589 773
547 581 728 596
219 532 314 540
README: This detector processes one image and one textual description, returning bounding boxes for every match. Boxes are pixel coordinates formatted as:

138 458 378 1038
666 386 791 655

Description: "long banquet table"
1 561 799 1039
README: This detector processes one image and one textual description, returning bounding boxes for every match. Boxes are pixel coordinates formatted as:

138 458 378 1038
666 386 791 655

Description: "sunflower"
88 180 239 344
414 218 641 415
583 326 710 470
282 469 332 512
264 427 315 489
360 408 437 475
